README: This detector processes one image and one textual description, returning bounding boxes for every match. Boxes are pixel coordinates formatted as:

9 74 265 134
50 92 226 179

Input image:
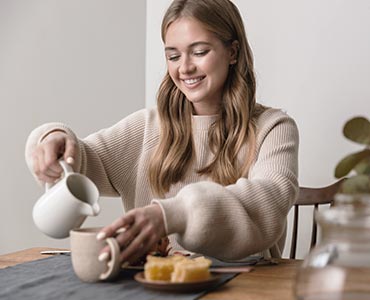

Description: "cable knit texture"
25 107 299 260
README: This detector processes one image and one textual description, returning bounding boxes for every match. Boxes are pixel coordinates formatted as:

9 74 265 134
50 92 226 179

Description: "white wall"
146 0 370 258
0 0 146 254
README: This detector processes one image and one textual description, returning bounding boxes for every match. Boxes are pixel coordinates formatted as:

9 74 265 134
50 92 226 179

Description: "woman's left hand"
97 204 166 264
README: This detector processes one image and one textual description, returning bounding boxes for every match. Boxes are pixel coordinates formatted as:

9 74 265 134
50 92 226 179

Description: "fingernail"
66 157 74 164
96 232 106 240
121 261 129 268
116 227 127 234
98 252 109 262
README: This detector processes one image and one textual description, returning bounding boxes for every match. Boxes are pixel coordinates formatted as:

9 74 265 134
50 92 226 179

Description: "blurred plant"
335 116 370 194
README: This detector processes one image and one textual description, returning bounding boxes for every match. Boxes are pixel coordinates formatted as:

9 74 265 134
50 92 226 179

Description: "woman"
26 0 299 263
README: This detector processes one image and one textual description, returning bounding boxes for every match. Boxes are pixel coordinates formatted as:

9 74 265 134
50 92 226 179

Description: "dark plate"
134 272 222 293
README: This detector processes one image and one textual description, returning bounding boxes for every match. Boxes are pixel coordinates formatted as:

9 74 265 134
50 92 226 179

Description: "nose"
179 55 196 74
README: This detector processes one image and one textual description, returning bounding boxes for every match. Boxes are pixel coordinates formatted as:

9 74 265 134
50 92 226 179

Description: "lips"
181 76 205 87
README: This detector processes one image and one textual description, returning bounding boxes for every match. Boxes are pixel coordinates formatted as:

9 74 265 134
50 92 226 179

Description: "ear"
229 40 239 65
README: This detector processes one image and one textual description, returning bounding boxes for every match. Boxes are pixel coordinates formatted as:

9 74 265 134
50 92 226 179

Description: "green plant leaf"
343 116 370 145
335 149 370 178
354 157 370 175
339 175 370 194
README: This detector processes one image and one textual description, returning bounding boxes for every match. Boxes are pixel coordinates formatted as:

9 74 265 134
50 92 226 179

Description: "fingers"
33 149 61 183
119 228 158 264
96 215 135 261
43 147 63 174
97 226 137 262
63 137 77 165
98 214 135 240
32 131 77 183
97 205 166 264
98 226 158 264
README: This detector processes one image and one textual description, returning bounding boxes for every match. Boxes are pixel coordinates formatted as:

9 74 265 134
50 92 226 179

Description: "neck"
191 101 221 116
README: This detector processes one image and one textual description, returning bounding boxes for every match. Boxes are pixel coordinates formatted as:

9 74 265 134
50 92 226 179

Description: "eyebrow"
165 41 212 52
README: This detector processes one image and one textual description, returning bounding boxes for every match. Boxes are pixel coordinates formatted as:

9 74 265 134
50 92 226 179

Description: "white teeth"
184 77 203 85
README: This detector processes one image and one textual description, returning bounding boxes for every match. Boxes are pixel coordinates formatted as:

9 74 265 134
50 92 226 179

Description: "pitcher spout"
80 202 100 217
92 203 101 216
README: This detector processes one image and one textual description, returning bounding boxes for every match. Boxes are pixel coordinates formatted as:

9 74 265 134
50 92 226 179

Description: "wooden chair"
289 179 345 259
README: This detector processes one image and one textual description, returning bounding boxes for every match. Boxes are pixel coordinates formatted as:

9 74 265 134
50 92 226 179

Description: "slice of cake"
144 255 212 283
144 255 186 281
171 257 212 283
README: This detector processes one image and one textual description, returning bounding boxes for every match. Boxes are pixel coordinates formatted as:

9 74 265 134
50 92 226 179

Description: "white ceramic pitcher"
32 160 100 238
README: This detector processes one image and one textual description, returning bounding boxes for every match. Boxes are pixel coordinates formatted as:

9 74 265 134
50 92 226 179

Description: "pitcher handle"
45 159 74 191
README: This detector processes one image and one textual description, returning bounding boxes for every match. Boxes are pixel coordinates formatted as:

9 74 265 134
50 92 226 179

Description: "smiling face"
164 17 237 115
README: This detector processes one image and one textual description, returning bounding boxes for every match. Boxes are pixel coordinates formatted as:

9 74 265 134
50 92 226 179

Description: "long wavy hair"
149 0 265 197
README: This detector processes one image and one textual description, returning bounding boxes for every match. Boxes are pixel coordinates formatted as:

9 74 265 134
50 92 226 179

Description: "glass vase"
295 194 370 300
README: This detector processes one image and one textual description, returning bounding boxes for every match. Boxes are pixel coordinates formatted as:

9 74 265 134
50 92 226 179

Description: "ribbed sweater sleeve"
152 109 299 260
25 122 81 186
24 109 153 198
25 107 298 260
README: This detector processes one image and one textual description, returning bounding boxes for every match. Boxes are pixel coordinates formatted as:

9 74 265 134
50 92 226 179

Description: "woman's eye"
193 50 209 56
167 55 180 61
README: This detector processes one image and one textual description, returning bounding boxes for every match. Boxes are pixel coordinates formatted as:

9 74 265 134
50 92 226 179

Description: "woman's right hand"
31 131 78 183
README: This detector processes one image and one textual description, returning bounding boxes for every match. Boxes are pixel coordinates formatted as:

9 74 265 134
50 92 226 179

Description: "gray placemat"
0 255 237 300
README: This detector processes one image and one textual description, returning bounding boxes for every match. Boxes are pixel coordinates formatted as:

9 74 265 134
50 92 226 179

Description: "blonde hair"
149 0 265 197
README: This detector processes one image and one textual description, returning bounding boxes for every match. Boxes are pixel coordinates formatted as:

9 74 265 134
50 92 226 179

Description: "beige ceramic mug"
70 228 121 282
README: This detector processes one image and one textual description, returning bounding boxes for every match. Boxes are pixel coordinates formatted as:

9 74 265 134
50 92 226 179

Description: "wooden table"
0 248 300 300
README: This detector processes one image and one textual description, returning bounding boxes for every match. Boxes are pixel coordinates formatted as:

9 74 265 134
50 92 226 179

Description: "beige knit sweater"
25 107 299 260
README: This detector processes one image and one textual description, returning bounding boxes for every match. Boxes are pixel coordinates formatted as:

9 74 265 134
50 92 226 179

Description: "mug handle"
45 159 74 191
99 237 121 281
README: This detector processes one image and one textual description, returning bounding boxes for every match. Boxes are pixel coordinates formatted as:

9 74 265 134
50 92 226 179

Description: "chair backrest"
289 178 345 259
